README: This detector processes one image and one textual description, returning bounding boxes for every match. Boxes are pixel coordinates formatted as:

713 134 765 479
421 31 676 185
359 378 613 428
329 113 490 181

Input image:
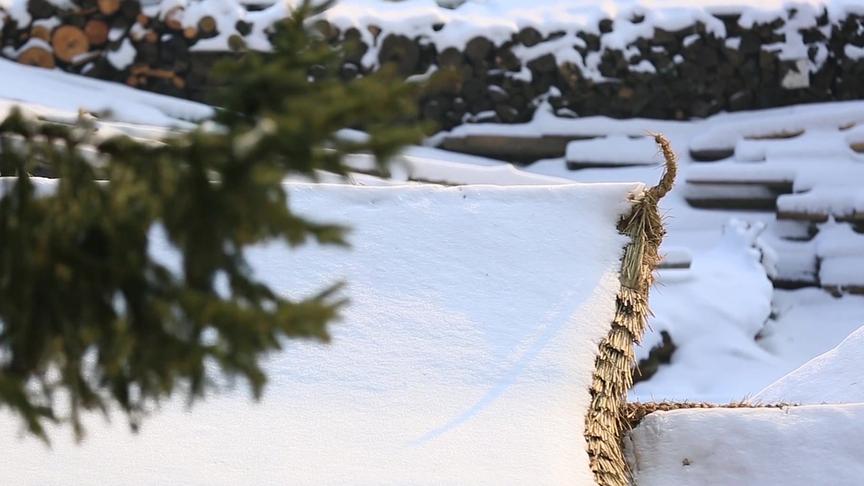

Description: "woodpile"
0 0 253 100
1 1 864 130
311 8 864 131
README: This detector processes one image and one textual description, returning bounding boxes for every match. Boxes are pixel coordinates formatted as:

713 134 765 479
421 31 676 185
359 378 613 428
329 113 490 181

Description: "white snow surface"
0 181 639 486
630 220 777 402
755 325 864 404
567 135 661 166
0 58 212 127
625 403 864 486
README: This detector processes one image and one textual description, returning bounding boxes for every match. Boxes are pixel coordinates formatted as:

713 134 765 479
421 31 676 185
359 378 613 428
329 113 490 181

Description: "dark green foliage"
0 1 421 440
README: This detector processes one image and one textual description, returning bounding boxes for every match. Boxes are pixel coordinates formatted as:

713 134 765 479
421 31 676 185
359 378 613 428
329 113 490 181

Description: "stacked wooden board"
433 101 864 295
683 111 864 293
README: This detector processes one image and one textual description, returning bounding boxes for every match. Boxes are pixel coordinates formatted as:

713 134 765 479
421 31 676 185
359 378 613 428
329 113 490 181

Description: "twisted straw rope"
585 133 677 486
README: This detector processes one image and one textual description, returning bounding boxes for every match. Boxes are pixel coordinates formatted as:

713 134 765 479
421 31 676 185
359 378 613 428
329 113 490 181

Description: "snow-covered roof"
0 181 644 485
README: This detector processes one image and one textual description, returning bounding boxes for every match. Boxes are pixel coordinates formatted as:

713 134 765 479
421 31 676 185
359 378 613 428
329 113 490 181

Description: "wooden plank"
689 148 734 162
685 197 778 210
684 181 789 210
686 178 794 192
776 210 864 223
437 134 596 163
567 161 656 169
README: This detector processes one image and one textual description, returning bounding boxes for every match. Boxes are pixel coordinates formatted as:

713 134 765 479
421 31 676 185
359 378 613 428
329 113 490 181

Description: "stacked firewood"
0 0 254 100
315 11 864 129
2 1 864 129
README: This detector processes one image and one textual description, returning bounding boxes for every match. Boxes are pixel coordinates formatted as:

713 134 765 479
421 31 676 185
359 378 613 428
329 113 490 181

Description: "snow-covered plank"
437 133 595 162
626 403 864 486
689 101 864 160
733 129 854 162
658 247 692 270
566 135 662 169
777 187 864 222
0 181 640 486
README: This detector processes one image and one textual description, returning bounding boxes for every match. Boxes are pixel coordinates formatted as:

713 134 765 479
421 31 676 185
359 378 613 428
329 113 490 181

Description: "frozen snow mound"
0 182 640 486
755 324 864 404
631 220 775 403
625 403 864 486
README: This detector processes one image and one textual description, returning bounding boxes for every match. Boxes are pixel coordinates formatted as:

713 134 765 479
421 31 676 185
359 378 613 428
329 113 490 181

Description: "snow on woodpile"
566 135 661 168
625 403 864 486
755 324 864 404
6 0 864 125
0 181 644 485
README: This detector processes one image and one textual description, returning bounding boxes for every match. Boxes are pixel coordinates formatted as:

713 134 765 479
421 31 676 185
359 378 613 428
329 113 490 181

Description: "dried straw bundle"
585 134 677 486
622 401 791 429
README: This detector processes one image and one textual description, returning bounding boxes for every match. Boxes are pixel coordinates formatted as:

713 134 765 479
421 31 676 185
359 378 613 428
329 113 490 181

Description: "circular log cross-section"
98 0 120 16
378 34 420 76
19 46 56 69
52 26 90 63
198 16 217 35
84 20 109 46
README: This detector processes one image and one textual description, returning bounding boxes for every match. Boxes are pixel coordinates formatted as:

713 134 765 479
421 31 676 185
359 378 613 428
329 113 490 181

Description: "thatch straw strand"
584 133 677 486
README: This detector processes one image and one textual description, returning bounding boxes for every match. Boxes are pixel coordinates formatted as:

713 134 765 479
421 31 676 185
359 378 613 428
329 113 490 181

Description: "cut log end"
84 19 109 46
51 25 90 63
198 16 217 34
97 0 120 16
18 46 56 69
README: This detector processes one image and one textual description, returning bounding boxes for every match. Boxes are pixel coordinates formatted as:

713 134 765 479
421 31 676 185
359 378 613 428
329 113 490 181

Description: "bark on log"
28 0 56 20
84 19 109 46
378 34 419 75
97 0 120 16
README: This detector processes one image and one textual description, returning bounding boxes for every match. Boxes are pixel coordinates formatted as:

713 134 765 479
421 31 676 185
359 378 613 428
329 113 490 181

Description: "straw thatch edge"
622 401 794 429
585 134 677 486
